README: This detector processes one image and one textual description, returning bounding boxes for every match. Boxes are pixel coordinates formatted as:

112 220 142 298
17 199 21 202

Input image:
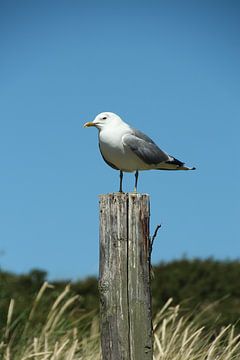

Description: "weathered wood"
127 194 153 359
99 193 153 360
99 193 130 359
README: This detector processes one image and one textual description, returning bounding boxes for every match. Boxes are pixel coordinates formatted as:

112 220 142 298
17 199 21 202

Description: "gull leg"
134 170 139 193
119 170 123 192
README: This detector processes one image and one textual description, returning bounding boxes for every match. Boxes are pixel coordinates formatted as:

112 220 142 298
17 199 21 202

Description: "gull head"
84 112 123 130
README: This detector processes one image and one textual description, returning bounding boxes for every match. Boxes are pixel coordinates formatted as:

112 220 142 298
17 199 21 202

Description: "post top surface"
99 192 150 199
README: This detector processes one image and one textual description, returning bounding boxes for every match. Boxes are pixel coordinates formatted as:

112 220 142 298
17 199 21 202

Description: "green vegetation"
0 258 240 358
1 285 240 359
151 258 240 331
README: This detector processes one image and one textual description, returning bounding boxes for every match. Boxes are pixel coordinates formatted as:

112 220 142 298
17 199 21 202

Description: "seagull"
84 112 195 192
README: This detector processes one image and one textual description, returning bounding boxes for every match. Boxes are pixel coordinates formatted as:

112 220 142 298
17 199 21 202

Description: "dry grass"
1 283 240 359
153 299 240 360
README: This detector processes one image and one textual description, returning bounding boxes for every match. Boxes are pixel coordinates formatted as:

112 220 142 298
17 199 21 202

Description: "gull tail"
157 156 196 171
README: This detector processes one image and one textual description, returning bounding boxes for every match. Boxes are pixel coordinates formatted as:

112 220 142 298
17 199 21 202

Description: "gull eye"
102 116 107 120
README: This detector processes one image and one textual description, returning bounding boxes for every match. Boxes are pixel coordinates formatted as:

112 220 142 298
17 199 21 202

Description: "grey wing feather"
131 128 156 144
124 129 170 165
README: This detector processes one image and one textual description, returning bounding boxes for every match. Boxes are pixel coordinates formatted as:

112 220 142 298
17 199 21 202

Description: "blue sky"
0 0 239 280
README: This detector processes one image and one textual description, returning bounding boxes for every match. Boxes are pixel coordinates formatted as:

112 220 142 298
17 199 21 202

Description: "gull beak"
83 121 95 128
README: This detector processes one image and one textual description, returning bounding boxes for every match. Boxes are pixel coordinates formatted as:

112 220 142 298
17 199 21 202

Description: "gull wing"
123 129 170 165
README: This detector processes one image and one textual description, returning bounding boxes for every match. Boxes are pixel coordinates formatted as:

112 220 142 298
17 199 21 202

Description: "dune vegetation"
1 280 240 359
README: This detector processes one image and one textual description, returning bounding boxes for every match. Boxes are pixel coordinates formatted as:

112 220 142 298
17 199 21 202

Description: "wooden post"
99 193 153 360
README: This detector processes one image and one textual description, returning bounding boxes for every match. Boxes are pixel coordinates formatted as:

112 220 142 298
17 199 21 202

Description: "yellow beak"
83 121 95 128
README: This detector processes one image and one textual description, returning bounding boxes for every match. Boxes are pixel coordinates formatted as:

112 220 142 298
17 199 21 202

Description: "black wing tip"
166 157 184 167
168 156 196 170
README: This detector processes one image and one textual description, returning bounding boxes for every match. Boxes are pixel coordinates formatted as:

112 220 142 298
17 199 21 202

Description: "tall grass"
0 283 239 359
